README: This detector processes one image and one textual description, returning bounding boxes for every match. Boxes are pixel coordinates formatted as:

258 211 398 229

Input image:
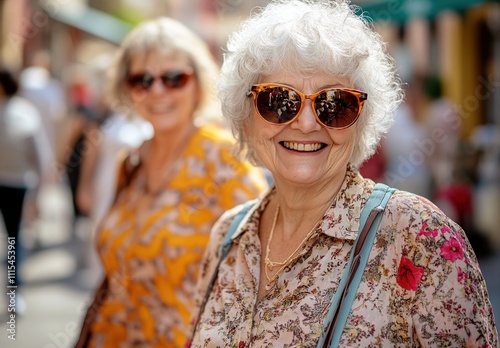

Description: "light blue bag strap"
205 199 257 300
220 199 258 259
188 199 257 344
317 183 396 348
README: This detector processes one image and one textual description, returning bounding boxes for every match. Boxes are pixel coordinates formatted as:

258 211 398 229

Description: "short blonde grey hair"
107 17 220 123
218 0 403 167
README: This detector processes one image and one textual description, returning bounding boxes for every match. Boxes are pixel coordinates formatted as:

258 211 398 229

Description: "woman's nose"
149 78 167 94
290 100 322 132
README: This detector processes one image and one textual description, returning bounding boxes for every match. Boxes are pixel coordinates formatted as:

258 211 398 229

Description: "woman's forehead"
128 50 191 71
258 73 351 89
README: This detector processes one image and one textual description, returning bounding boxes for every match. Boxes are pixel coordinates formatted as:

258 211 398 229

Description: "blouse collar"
231 164 374 242
318 164 373 241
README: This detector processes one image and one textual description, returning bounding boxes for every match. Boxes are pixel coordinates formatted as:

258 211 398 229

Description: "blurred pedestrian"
0 67 52 314
383 80 433 198
75 17 268 347
470 124 500 254
18 50 66 242
420 75 460 192
19 50 67 160
58 71 102 241
419 75 494 257
186 1 498 347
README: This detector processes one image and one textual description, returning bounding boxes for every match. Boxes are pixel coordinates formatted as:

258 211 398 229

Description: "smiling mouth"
280 141 326 152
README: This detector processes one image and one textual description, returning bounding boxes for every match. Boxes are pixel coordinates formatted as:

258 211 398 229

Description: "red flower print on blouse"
440 225 451 235
417 222 439 238
397 256 425 291
457 266 468 284
440 237 464 262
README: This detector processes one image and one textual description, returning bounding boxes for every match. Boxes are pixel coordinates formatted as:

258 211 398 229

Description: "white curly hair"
218 0 403 167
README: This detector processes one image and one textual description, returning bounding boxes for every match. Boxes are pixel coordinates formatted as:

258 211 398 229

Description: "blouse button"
238 341 246 348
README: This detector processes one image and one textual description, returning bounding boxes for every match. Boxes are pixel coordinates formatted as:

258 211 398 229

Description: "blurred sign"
40 2 133 44
356 0 489 23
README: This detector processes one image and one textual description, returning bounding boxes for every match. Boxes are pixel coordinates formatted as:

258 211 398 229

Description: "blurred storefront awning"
357 0 492 23
40 2 133 45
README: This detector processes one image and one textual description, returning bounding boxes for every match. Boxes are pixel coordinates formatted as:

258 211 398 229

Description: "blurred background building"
0 0 499 346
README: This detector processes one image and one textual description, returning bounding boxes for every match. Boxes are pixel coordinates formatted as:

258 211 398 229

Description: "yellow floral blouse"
188 165 498 347
87 125 268 347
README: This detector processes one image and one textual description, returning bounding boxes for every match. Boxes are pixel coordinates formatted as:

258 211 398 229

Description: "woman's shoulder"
386 189 450 224
211 199 261 236
382 188 467 256
210 189 272 244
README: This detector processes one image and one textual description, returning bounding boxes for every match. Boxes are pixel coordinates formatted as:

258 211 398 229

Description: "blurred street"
0 183 103 348
0 182 499 347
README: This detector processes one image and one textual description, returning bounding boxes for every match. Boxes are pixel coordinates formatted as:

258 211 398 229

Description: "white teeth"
283 141 322 152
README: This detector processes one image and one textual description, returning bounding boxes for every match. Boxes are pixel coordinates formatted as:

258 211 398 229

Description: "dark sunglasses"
248 83 368 129
126 70 193 91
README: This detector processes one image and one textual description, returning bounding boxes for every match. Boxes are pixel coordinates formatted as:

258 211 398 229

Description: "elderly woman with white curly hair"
186 0 498 347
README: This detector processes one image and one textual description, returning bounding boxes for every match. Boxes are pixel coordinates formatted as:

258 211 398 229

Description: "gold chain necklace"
264 203 320 290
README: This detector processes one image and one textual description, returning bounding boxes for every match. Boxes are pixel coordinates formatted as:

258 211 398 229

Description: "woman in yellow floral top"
75 17 268 348
187 1 498 347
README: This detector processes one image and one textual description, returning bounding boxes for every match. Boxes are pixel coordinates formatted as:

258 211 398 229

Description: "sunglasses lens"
127 73 155 90
255 86 300 124
161 72 191 89
127 71 192 91
314 90 360 128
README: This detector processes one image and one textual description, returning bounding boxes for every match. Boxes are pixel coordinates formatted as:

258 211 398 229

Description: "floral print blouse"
87 125 269 348
188 165 498 347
